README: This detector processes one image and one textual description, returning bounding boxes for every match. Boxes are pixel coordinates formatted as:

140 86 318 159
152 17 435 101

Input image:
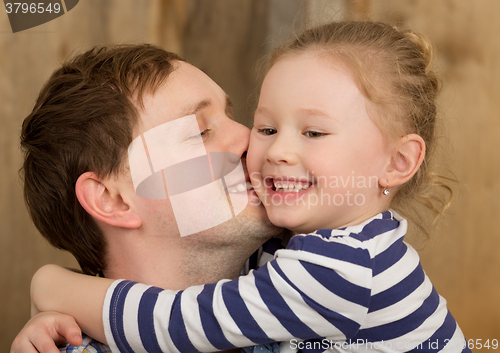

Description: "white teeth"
273 180 311 192
228 181 253 193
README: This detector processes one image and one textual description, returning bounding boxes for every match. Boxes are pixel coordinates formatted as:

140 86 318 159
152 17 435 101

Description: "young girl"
24 21 469 352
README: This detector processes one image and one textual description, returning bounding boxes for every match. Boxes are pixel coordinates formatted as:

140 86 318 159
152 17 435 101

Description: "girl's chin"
265 213 304 234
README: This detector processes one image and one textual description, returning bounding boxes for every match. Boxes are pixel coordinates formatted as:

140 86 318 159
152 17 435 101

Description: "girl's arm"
32 234 373 352
31 264 113 344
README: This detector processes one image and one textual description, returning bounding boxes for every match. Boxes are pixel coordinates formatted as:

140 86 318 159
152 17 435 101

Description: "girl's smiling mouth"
264 176 314 195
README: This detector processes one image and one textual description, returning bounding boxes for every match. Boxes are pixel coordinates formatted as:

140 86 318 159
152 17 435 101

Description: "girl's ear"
75 172 142 229
384 134 426 188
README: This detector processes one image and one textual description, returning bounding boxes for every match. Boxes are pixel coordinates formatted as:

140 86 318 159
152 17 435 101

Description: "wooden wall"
0 0 294 349
0 0 185 348
365 0 500 341
0 0 498 350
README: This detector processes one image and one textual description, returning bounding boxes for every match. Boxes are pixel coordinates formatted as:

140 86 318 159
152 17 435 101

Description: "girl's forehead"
261 52 363 108
271 50 352 72
266 52 355 88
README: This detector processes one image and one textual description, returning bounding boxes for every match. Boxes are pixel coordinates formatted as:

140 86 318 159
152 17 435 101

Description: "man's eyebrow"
182 99 211 117
225 95 234 119
225 95 233 110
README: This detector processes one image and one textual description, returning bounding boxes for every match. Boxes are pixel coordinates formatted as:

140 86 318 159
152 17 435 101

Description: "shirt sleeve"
103 233 373 353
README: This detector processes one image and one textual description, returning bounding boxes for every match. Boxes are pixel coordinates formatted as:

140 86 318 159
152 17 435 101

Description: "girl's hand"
29 264 112 343
10 312 82 353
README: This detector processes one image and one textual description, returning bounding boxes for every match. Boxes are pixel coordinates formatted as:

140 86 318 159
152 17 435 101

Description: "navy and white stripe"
103 211 470 353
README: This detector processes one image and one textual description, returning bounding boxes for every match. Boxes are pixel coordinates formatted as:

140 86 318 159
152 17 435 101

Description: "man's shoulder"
59 334 111 353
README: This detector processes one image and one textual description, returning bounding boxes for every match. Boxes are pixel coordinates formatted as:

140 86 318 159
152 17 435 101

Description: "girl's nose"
265 133 299 166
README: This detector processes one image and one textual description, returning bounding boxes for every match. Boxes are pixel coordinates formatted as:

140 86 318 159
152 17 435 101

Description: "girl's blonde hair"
266 21 453 236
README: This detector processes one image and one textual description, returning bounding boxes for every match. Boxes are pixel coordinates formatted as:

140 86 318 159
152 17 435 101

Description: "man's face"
127 61 280 242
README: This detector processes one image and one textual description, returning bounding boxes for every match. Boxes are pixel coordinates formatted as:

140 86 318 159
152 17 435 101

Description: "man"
13 44 282 352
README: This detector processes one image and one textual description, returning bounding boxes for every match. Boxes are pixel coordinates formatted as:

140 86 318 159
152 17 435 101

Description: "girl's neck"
291 206 391 235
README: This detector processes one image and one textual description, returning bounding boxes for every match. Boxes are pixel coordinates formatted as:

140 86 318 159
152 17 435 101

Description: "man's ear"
75 172 142 229
384 134 426 188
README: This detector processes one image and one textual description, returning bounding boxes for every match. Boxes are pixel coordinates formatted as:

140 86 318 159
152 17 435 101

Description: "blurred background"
1 0 499 350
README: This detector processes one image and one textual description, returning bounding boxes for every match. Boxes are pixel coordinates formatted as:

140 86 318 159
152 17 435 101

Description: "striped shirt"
103 210 470 353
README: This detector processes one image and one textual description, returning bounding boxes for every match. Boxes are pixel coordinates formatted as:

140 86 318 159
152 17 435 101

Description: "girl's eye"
304 131 326 138
257 128 277 136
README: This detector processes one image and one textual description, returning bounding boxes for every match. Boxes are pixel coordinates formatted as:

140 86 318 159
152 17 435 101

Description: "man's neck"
103 230 260 289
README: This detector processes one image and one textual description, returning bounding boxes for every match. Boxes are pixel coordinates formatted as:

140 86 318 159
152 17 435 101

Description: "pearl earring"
383 181 390 196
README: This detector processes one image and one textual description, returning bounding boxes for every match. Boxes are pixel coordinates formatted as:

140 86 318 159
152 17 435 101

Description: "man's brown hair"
20 44 183 275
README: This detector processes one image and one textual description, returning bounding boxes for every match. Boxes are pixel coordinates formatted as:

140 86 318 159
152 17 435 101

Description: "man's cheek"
128 115 248 237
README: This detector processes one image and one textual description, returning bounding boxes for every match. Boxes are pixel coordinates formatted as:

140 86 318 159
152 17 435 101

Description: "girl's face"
247 52 393 233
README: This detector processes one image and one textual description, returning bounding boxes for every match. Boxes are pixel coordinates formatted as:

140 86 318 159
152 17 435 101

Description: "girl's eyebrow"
298 108 338 121
254 106 270 116
254 106 338 123
298 108 340 123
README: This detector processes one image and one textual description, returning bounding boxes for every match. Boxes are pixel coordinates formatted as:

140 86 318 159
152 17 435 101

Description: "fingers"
10 335 61 353
10 312 83 353
55 315 82 346
10 335 38 353
30 338 62 353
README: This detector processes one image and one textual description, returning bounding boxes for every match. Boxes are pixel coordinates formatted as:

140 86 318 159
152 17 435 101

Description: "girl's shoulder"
284 210 408 259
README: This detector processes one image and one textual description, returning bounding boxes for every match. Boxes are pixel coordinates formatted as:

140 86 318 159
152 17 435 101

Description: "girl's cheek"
246 149 263 193
246 134 262 174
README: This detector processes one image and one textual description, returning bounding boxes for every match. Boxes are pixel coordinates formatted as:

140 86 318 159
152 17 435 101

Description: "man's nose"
224 119 250 157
